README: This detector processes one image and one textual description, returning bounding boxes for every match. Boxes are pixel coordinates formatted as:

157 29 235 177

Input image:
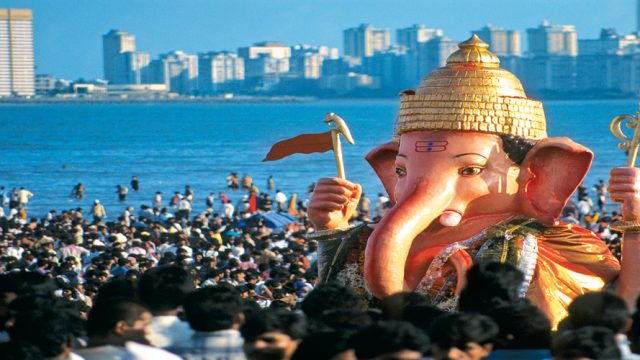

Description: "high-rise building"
472 25 521 56
198 51 244 94
527 21 577 56
396 25 443 53
289 44 338 79
147 51 198 94
637 0 640 33
343 24 390 59
362 46 404 92
579 28 640 55
518 56 577 92
238 42 291 88
0 9 34 97
102 29 149 84
103 29 134 83
34 74 68 95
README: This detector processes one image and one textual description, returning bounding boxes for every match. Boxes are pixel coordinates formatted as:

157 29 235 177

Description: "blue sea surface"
0 99 635 218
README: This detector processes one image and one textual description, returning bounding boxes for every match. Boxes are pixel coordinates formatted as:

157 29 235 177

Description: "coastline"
0 91 638 105
0 95 317 105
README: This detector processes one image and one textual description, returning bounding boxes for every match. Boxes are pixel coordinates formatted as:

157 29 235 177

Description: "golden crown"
395 35 547 140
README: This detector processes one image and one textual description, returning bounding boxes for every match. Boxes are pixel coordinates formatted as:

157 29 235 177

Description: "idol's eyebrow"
453 153 488 159
397 154 408 159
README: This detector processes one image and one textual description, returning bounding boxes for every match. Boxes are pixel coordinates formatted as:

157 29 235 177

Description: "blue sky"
5 0 638 79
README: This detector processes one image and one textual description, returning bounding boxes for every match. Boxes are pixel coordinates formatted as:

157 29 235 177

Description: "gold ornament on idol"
609 106 640 232
396 34 547 140
610 104 640 167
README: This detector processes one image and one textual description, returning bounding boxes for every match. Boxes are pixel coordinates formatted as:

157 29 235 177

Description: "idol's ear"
518 137 593 224
365 141 400 204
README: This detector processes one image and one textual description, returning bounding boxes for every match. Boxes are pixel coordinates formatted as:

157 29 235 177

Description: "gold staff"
611 104 640 167
324 113 355 179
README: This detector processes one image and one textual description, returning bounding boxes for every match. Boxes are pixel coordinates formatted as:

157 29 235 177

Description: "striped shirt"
168 329 246 360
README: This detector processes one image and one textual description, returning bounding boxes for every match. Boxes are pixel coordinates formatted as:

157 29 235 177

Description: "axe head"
324 112 355 144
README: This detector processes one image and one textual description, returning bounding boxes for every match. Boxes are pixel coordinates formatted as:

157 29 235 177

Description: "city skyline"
3 0 638 79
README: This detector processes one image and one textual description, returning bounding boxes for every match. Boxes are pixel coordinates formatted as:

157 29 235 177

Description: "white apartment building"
0 8 34 97
198 51 244 94
343 24 390 59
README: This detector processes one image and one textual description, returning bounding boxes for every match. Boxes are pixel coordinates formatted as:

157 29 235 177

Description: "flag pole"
324 113 355 180
331 130 344 178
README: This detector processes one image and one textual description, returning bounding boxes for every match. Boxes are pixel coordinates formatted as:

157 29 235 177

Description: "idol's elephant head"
362 131 592 298
355 35 598 298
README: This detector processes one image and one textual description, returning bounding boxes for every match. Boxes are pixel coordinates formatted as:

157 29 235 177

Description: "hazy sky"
5 0 638 79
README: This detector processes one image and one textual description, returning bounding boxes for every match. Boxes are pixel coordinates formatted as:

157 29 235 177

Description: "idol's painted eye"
458 166 485 177
395 167 407 177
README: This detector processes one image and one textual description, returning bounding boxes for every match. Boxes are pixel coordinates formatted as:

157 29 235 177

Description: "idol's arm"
609 167 640 311
618 232 640 311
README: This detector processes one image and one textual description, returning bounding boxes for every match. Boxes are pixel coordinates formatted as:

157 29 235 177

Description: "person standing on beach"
154 191 163 209
9 187 19 209
131 176 140 192
177 197 191 221
18 187 33 208
358 193 371 220
169 192 181 209
268 176 275 191
594 179 607 211
275 190 287 212
0 187 9 208
185 185 194 202
206 193 215 209
91 200 107 222
123 206 134 227
116 185 128 201
221 201 234 220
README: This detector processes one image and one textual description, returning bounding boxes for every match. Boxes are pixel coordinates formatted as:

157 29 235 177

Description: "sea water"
0 99 635 218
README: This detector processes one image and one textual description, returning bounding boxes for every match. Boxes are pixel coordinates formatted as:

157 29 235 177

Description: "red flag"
248 193 257 213
263 131 333 162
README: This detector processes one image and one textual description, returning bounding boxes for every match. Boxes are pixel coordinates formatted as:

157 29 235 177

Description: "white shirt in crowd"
275 191 287 204
221 203 235 219
147 315 194 349
178 199 192 211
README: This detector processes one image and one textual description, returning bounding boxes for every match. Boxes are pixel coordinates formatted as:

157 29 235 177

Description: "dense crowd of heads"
0 177 634 359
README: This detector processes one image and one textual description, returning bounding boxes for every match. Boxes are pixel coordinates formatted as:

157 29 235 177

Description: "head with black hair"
485 298 551 350
429 313 498 360
241 309 307 360
381 291 429 321
630 310 640 354
458 262 524 313
183 285 243 332
301 282 365 319
3 297 84 360
351 320 429 360
138 265 195 315
401 304 446 334
566 291 630 334
86 298 152 346
291 330 354 360
93 277 138 305
0 271 56 332
310 308 373 336
552 326 621 360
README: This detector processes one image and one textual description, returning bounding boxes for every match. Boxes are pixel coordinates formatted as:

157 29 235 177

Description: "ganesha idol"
307 35 640 326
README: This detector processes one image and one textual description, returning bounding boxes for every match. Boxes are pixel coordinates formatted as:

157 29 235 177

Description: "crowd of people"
0 174 635 359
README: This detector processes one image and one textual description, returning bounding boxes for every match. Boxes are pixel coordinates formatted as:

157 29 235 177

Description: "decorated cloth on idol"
315 217 619 328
